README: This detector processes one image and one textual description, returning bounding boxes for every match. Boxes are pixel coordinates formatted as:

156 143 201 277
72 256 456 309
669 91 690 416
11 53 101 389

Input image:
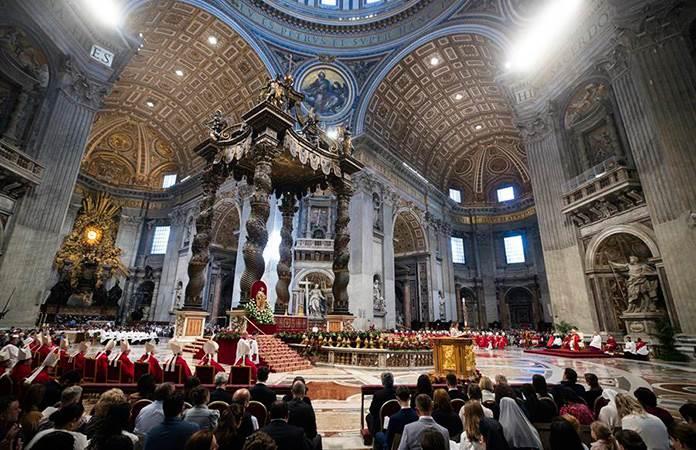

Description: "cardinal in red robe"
95 340 115 382
138 340 163 382
37 334 54 361
25 348 59 385
28 333 41 353
496 334 508 350
234 338 257 380
57 337 71 373
605 335 617 354
116 340 134 382
68 341 89 374
197 340 225 374
164 340 192 380
569 331 581 352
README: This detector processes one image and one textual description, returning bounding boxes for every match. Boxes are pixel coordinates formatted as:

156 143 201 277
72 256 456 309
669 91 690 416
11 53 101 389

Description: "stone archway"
504 287 535 329
292 269 334 318
584 225 664 333
393 209 429 327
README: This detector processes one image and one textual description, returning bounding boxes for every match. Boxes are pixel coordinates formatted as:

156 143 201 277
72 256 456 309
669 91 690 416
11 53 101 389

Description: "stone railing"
0 138 43 189
561 159 644 227
294 238 334 250
289 343 434 368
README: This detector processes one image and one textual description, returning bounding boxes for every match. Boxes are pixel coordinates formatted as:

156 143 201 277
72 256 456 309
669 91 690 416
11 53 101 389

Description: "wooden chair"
379 399 400 430
451 398 465 414
129 399 152 430
83 357 97 382
208 401 229 415
163 365 184 384
247 400 268 427
194 365 215 385
228 366 252 385
106 362 122 384
134 362 149 381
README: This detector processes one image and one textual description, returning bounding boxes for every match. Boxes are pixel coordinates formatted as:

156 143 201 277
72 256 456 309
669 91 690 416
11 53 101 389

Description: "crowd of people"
0 363 326 450
367 369 695 450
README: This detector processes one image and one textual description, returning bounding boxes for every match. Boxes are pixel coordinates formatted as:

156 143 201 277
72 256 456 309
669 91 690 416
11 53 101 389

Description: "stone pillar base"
326 314 354 332
620 310 667 341
174 309 208 342
227 309 248 333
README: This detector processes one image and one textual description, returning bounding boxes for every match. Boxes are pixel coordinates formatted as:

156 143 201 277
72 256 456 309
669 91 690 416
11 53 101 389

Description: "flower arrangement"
245 299 275 324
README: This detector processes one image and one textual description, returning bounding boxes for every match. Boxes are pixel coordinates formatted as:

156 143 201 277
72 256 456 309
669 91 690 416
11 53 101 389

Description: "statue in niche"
609 256 660 313
438 290 446 320
106 280 122 307
174 280 184 309
373 275 385 313
308 284 325 318
373 193 383 231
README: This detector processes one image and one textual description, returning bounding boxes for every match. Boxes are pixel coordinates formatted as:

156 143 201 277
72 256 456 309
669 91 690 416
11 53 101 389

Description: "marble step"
675 334 696 358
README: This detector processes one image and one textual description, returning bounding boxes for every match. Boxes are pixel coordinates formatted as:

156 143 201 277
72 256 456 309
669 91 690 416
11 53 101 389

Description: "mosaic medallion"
298 65 354 122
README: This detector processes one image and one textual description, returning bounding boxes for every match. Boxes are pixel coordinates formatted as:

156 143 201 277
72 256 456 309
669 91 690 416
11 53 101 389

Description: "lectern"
432 337 476 378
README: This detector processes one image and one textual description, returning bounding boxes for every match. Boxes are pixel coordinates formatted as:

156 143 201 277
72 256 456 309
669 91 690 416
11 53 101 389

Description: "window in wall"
320 0 337 6
162 174 177 189
448 188 462 203
151 226 170 254
365 0 381 4
503 235 525 264
451 237 465 264
497 186 515 202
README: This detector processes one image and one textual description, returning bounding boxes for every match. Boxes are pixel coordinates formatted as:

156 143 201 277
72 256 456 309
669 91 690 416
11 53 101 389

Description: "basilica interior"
1 0 696 447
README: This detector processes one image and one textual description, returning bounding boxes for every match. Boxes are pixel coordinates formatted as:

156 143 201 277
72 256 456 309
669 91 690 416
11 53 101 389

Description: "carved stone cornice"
352 170 381 194
169 207 188 226
517 113 552 142
612 0 688 50
595 42 631 80
382 187 401 208
119 215 144 226
59 57 109 110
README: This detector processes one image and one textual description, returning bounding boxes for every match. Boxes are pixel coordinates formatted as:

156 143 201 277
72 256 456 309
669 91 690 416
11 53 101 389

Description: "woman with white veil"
598 389 620 428
499 397 543 449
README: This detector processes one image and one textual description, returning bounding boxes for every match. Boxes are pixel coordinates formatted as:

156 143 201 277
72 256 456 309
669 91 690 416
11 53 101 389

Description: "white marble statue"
308 284 325 318
373 278 385 313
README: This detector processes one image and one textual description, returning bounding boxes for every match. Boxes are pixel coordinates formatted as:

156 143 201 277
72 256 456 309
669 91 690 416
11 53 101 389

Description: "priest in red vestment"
233 338 257 380
605 335 617 354
164 340 192 379
496 333 508 350
68 341 89 374
197 340 225 374
28 333 41 352
95 340 115 382
25 348 59 384
57 337 71 373
138 340 163 382
37 333 54 361
10 346 35 384
117 340 134 382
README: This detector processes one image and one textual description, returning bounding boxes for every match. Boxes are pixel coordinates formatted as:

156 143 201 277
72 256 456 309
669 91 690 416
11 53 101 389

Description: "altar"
431 337 477 379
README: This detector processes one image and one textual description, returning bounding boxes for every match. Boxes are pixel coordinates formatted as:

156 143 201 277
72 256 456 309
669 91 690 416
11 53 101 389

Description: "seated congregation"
366 370 696 450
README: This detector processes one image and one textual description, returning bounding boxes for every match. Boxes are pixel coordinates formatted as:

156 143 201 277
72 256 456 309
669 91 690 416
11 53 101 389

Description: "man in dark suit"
445 373 467 402
250 366 277 411
368 372 396 434
383 386 418 450
232 388 259 439
553 368 586 399
261 401 311 450
209 372 233 404
287 380 318 439
143 392 200 450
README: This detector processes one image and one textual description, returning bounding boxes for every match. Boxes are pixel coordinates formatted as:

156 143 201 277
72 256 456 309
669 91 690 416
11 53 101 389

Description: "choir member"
197 340 225 374
164 340 192 379
138 340 163 382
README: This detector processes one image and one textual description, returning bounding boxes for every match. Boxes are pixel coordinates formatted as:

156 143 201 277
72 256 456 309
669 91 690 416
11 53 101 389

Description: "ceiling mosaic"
82 113 178 189
88 0 269 183
364 33 531 204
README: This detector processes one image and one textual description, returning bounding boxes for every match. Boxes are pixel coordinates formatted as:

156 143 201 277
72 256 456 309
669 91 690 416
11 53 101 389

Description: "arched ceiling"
83 0 269 188
364 33 531 204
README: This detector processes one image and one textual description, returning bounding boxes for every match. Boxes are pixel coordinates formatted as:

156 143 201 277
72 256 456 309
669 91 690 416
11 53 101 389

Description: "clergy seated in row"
138 340 163 382
197 340 225 375
546 334 563 349
163 340 192 381
624 336 650 361
108 340 135 383
94 339 115 383
234 337 258 380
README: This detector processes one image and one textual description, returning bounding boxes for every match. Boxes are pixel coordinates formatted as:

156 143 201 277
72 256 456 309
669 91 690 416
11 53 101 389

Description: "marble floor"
86 342 696 450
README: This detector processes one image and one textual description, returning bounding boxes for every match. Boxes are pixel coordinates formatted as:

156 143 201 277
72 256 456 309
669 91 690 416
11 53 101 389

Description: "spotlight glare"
326 127 339 140
507 0 582 72
84 0 122 27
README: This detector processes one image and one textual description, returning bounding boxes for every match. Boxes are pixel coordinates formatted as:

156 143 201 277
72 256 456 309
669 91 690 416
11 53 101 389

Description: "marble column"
0 63 107 327
600 20 696 332
347 179 372 327
209 263 223 322
402 280 412 327
331 179 353 315
382 190 398 329
518 111 594 331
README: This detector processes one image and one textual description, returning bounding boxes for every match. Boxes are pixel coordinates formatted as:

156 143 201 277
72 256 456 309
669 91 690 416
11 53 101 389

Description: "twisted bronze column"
239 152 273 304
184 163 226 307
275 193 297 314
331 180 353 314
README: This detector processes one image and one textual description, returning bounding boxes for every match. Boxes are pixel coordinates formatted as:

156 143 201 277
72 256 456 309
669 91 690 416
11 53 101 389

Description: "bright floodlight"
208 36 218 45
506 0 582 72
175 69 184 77
326 127 339 140
84 0 122 28
430 56 440 66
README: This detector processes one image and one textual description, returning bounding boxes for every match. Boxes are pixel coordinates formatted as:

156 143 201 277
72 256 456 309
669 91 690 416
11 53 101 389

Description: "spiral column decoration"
275 192 298 314
331 179 353 314
239 150 274 304
184 163 227 307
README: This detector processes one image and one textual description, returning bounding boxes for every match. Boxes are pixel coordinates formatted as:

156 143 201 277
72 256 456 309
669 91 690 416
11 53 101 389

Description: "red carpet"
524 348 614 359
